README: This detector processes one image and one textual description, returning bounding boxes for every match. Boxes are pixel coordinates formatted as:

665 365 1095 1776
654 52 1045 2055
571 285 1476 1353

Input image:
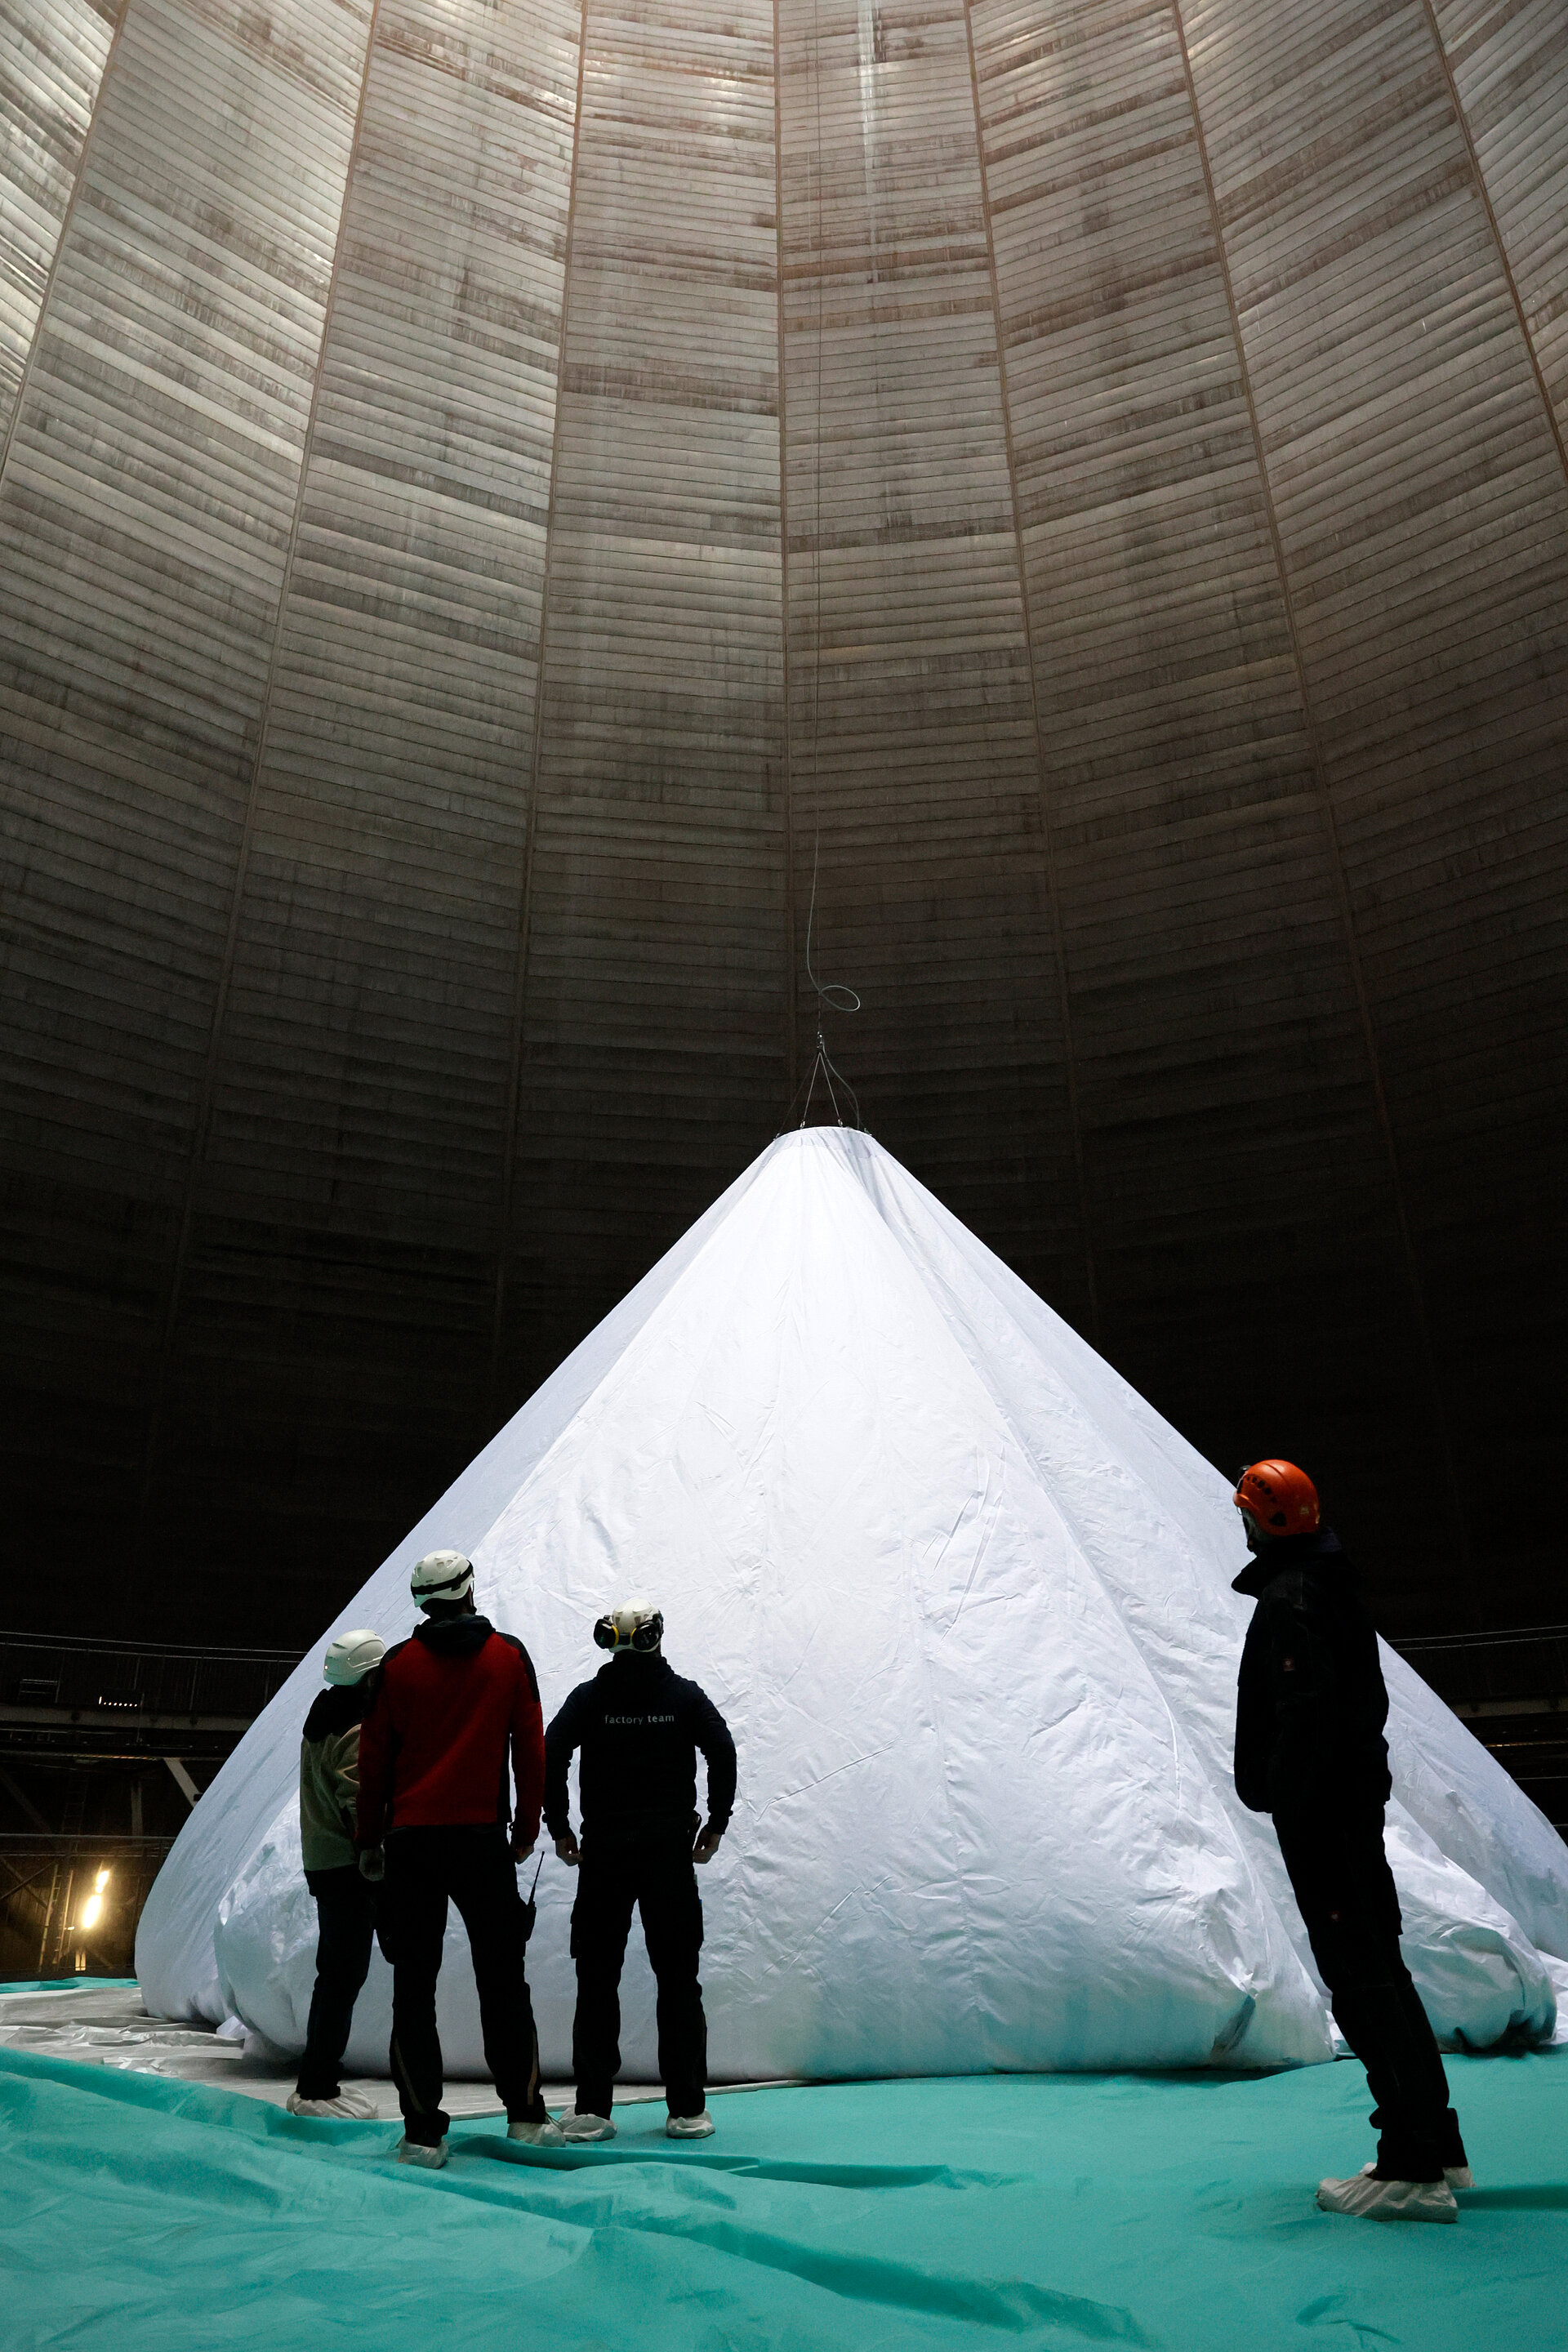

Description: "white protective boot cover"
1316 2171 1459 2222
136 1129 1568 2081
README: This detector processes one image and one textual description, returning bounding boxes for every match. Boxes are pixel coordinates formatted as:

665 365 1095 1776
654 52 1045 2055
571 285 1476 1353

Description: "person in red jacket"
357 1548 562 2165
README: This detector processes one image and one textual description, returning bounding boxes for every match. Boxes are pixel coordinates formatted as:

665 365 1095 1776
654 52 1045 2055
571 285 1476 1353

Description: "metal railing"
1394 1624 1568 1836
0 1631 303 1762
1392 1624 1568 1720
0 1633 303 1975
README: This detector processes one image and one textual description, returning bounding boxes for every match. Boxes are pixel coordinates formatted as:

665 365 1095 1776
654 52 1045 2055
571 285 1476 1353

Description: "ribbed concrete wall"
506 0 786 1402
0 0 1563 1640
0 0 118 430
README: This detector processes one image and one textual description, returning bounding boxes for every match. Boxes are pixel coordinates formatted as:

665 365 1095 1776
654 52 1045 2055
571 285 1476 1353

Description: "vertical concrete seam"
133 0 386 1561
962 0 1101 1343
1169 0 1470 1550
0 0 131 501
775 0 800 1113
1416 0 1568 497
487 0 593 1416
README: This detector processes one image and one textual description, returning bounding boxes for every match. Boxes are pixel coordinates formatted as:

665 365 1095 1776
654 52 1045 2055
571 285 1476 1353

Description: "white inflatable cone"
136 1129 1567 2078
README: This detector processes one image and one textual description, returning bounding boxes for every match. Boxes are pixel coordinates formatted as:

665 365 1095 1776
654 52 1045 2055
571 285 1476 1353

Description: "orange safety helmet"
1233 1459 1320 1536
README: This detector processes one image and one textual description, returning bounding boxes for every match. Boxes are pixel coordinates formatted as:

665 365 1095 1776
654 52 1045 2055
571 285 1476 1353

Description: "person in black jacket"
545 1597 737 2143
1232 1459 1468 2222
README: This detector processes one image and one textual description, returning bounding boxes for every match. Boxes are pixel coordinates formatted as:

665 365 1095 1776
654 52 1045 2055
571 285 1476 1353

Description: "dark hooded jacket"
1232 1528 1392 1816
299 1678 376 1873
544 1653 737 1849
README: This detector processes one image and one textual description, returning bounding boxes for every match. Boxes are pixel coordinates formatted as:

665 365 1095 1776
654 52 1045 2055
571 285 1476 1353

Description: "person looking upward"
545 1599 737 2143
356 1549 562 2165
287 1626 387 2119
1231 1460 1469 2222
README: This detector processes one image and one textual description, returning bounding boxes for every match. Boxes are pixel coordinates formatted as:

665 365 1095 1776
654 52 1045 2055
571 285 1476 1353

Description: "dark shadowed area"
0 0 1564 1659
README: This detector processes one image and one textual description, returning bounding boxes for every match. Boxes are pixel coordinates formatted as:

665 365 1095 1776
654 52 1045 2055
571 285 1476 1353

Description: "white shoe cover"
396 2136 449 2169
286 2090 377 2120
666 2111 715 2139
1316 2170 1457 2221
561 2111 617 2143
507 2116 565 2147
1356 2153 1476 2194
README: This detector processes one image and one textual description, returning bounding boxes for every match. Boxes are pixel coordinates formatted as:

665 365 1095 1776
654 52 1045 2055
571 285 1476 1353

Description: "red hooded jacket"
356 1615 545 1846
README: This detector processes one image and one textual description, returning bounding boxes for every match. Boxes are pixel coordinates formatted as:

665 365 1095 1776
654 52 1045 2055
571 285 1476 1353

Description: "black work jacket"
543 1654 737 1848
1232 1529 1392 1816
302 1677 376 1745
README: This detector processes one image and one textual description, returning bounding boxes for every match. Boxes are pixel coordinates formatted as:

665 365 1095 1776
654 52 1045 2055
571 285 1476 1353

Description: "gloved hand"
555 1833 581 1869
358 1844 385 1882
692 1822 723 1866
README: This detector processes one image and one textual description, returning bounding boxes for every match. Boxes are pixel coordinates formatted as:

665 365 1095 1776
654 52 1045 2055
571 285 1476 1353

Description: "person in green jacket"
287 1628 388 2118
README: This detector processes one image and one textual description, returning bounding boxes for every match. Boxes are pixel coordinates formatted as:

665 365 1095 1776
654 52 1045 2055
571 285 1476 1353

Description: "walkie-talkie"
519 1851 545 1945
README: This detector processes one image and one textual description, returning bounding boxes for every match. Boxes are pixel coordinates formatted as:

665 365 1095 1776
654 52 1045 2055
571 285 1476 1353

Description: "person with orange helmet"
1232 1461 1470 2223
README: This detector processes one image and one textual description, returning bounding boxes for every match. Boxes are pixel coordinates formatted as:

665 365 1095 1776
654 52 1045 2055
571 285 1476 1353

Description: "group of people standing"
290 1550 735 2166
286 1460 1469 2222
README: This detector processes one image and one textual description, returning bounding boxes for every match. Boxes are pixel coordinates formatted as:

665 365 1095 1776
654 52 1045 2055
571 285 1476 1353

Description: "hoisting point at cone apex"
791 1022 863 1132
136 1128 1568 2079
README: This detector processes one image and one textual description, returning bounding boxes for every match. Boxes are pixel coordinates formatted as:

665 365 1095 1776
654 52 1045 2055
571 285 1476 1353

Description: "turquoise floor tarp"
2 2043 1564 2350
0 1978 138 1993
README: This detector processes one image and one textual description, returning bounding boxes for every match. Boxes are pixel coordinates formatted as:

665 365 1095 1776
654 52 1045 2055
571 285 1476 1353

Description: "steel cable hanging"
781 0 863 1134
796 837 862 1128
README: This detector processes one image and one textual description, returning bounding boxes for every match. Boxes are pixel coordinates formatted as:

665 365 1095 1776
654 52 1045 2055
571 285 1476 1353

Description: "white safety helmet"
411 1549 475 1606
323 1628 385 1686
593 1596 663 1655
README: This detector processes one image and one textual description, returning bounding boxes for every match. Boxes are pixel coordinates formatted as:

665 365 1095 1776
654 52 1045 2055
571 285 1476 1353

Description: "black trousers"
381 1825 546 2144
1274 1805 1460 2180
297 1864 385 2099
571 1838 706 2119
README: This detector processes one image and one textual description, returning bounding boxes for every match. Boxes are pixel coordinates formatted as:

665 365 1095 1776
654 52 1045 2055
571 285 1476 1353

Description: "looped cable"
784 838 862 1131
804 836 861 1018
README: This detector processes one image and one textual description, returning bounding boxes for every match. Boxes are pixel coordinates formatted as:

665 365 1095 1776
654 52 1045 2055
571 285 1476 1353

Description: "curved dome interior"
1 0 1566 1637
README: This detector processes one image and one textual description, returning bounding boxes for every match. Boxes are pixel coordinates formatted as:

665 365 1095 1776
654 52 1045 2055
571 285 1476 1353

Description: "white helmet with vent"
410 1550 475 1606
323 1628 385 1685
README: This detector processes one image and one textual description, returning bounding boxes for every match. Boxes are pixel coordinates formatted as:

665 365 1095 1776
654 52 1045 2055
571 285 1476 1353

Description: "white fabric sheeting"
0 1984 664 2109
136 1129 1568 2077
